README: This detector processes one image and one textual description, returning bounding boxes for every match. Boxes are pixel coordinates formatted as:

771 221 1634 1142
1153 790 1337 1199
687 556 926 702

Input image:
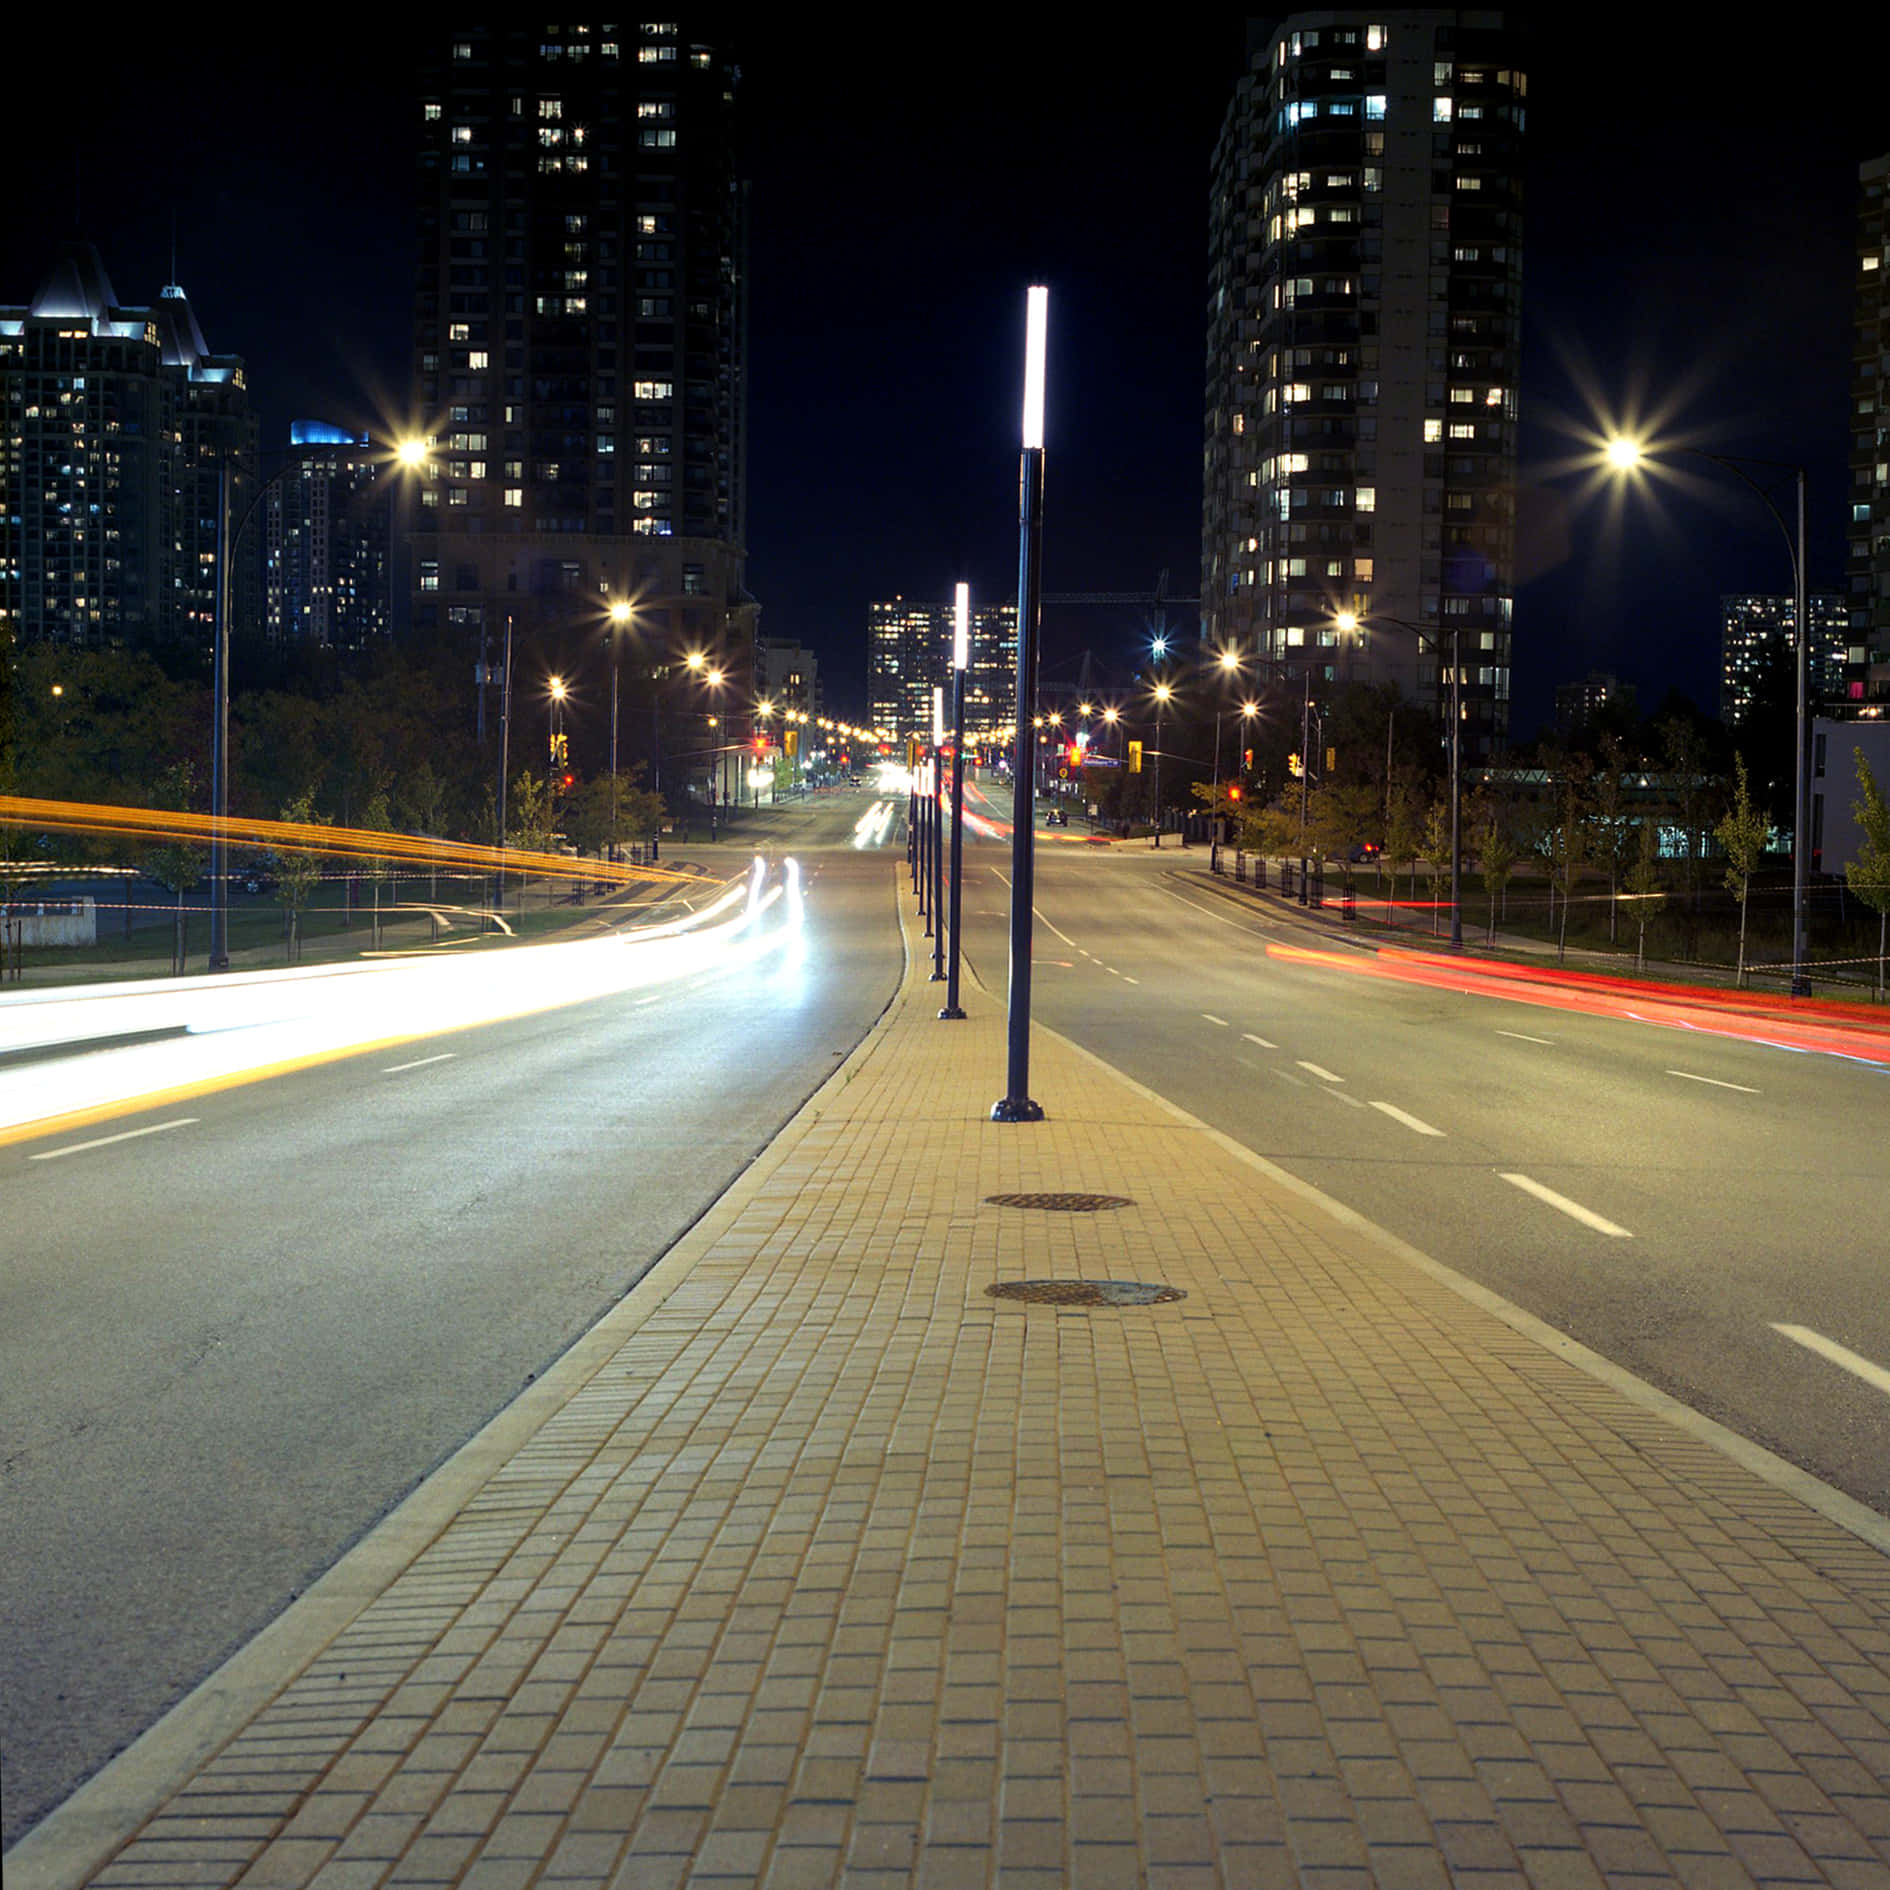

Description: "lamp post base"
208 953 230 972
1790 974 1812 998
928 966 945 981
990 1096 1045 1123
938 1005 966 1020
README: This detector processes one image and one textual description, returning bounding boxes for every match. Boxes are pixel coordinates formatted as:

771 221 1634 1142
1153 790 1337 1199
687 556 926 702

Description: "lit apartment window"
633 378 673 400
1355 487 1376 511
1423 419 1443 442
503 488 523 507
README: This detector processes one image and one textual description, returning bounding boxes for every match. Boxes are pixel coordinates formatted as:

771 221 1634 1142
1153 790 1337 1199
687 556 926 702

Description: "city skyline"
1 17 1884 734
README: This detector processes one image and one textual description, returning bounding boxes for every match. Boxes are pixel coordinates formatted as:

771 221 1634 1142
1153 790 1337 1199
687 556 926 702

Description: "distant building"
410 22 754 773
1720 593 1848 726
1846 153 1889 708
1811 717 1890 872
753 636 820 719
1203 11 1525 761
0 240 256 650
867 596 1016 743
264 424 392 651
1554 671 1633 737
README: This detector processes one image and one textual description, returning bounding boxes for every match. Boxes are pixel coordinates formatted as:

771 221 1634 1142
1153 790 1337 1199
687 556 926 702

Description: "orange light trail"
0 795 707 890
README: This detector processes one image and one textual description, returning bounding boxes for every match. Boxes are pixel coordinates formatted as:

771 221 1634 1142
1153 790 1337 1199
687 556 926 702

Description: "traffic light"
786 728 799 758
1243 748 1253 769
1326 746 1337 774
1288 752 1302 777
1127 740 1143 774
561 770 575 792
1227 784 1242 802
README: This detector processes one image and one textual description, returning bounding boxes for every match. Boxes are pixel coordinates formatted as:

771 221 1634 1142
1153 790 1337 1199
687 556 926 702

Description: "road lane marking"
635 994 663 1006
1122 976 1140 985
1772 1325 1890 1398
1369 1101 1445 1137
1038 912 1080 947
1497 1030 1556 1045
29 1118 199 1162
1241 1033 1277 1049
1202 1013 1230 1027
1667 1070 1760 1094
1271 1069 1306 1088
1297 1061 1344 1083
1499 1172 1632 1238
1329 1091 1366 1109
383 1054 456 1074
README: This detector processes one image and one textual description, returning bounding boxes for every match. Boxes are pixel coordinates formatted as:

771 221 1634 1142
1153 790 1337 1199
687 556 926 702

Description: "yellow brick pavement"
24 887 1890 1889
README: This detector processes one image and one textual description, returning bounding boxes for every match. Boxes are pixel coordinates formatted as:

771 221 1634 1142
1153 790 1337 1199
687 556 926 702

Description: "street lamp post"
994 284 1049 1123
931 686 947 982
942 582 970 1020
1209 647 1240 870
1151 680 1173 848
1606 438 1810 994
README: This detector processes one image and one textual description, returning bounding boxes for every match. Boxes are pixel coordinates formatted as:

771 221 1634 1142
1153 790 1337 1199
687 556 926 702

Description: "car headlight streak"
0 860 808 1137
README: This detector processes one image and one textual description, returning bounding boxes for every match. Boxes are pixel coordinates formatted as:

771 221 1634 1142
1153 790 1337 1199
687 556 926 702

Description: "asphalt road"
0 792 903 1847
956 839 1890 1519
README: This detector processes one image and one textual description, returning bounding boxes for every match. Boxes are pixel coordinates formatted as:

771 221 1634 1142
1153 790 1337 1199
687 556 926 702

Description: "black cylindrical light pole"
994 286 1049 1123
209 461 233 970
931 687 947 981
942 583 970 1019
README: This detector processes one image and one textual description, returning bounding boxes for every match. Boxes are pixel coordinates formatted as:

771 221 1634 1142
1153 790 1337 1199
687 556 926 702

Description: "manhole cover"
986 1280 1185 1307
984 1192 1135 1212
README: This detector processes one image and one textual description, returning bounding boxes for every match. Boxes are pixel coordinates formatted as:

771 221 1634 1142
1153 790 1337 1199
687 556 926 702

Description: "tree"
1309 782 1377 893
1589 734 1637 946
1384 776 1424 923
1846 748 1890 1002
397 758 448 903
1658 713 1713 925
1421 799 1451 936
1716 753 1770 987
360 787 395 949
276 792 326 964
1468 790 1519 944
142 760 209 975
566 765 665 864
1624 818 1668 975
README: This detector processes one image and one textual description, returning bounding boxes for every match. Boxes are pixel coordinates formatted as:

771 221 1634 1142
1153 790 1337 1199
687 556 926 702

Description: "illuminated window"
1449 422 1476 440
452 41 472 60
503 488 523 507
1365 95 1386 119
1433 97 1453 123
1355 557 1374 581
1423 419 1443 442
467 351 489 370
638 127 677 148
424 103 442 121
1366 24 1385 49
1457 175 1483 191
1355 487 1376 511
420 562 440 591
637 100 673 118
633 378 673 400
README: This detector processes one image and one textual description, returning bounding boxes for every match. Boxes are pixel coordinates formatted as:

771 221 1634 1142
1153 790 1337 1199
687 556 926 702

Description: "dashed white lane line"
1122 976 1140 985
1499 1172 1633 1238
1271 1069 1306 1088
1369 1101 1445 1137
30 1118 199 1162
1202 1013 1230 1027
1297 1061 1344 1083
1497 1030 1556 1045
1772 1325 1890 1398
1667 1070 1760 1094
635 995 663 1006
1328 1091 1366 1109
383 1053 456 1074
1241 1033 1277 1049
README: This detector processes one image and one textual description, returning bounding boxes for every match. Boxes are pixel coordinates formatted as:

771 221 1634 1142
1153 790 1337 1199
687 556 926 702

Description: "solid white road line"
29 1118 199 1162
1037 912 1080 947
1772 1325 1890 1398
1499 1172 1633 1238
383 1053 456 1074
1497 1030 1556 1045
1667 1070 1760 1094
1241 1033 1277 1049
1369 1101 1445 1137
1202 1013 1230 1027
1297 1061 1344 1083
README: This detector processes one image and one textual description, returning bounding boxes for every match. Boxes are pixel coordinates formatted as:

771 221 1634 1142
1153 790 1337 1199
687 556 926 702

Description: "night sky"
5 15 1885 735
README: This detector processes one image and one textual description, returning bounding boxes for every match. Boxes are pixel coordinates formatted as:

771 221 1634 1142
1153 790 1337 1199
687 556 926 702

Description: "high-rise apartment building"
264 423 392 651
867 596 1016 743
754 635 821 720
0 241 255 650
412 21 753 766
1846 153 1889 710
1720 593 1848 727
1203 11 1525 759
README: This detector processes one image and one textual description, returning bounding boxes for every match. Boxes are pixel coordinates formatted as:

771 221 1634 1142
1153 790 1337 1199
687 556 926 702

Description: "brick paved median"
20 891 1890 1890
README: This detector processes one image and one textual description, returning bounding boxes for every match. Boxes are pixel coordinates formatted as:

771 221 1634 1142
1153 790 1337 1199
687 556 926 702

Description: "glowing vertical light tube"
1021 285 1048 450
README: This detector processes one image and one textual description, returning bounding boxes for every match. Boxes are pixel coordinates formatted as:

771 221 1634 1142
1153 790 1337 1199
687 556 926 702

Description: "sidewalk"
17 883 1890 1890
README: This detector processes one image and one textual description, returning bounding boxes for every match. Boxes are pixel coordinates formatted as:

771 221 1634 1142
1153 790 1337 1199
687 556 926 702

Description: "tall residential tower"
1203 11 1525 758
1848 152 1889 710
412 21 753 773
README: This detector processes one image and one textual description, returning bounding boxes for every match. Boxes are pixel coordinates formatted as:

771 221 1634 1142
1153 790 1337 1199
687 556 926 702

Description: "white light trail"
1 864 801 1140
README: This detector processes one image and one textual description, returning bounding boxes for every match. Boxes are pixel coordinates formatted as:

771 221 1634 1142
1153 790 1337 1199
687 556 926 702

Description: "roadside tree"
1716 753 1770 987
142 760 208 975
276 792 326 963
